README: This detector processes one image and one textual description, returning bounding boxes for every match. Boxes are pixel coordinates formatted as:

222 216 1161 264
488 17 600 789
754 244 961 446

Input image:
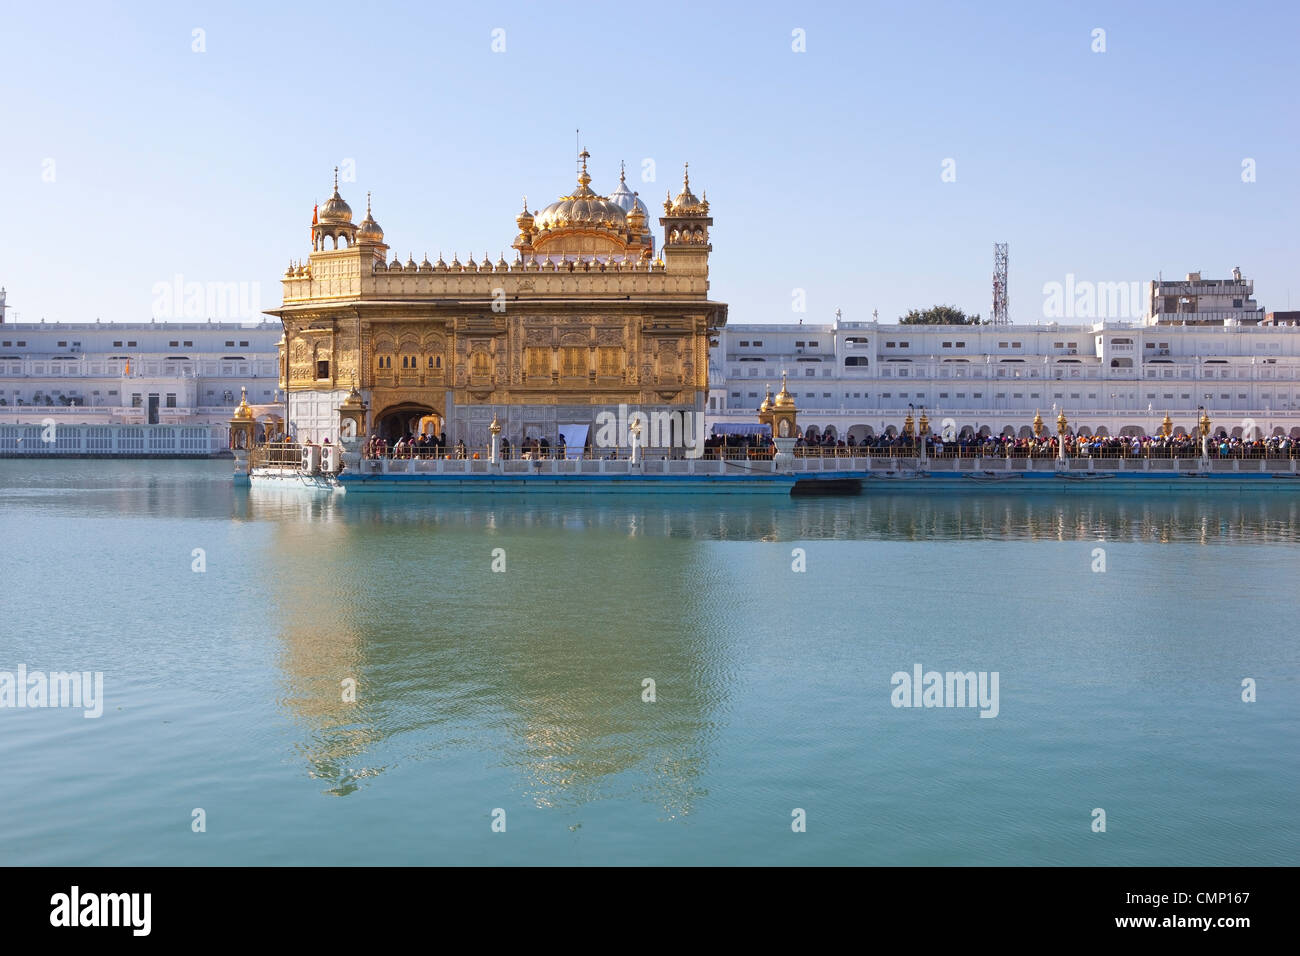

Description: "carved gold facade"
269 156 726 446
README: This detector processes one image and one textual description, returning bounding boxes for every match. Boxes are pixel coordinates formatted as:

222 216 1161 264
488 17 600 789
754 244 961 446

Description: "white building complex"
0 303 281 454
709 271 1300 442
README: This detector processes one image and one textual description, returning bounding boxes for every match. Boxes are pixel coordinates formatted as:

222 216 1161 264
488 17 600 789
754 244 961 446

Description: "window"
1233 299 1243 308
942 342 952 348
316 360 330 379
822 392 831 398
0 342 8 347
183 340 192 347
808 341 819 347
113 341 122 347
955 341 965 348
795 341 805 347
751 341 762 347
730 391 740 398
57 341 67 347
560 347 585 378
939 392 949 399
998 342 1008 348
1054 342 1064 349
239 340 249 347
1067 342 1077 349
225 340 235 347
132 394 142 407
16 341 25 347
1011 341 1021 348
886 341 896 348
165 394 177 408
804 368 815 376
127 341 136 347
899 341 909 348
738 340 749 347
169 340 179 347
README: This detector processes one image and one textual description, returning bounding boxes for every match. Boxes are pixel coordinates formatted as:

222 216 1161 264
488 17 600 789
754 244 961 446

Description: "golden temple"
268 154 727 447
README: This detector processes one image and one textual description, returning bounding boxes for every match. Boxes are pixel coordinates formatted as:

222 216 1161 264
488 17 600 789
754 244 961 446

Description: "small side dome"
666 163 705 215
356 192 384 242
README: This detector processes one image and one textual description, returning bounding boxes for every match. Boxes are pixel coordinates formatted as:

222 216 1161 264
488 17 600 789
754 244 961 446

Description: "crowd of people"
272 426 1300 463
791 430 1300 459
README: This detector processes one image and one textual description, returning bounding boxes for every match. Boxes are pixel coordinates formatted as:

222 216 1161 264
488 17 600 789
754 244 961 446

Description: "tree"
899 305 982 325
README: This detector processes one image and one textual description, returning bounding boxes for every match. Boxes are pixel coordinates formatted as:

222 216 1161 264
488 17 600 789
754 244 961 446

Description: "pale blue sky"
2 0 1297 325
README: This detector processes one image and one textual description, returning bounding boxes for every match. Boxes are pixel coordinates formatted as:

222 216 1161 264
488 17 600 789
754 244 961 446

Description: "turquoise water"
0 459 1296 865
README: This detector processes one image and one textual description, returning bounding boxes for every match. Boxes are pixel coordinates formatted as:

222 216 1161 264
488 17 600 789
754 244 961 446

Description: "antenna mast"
992 242 1009 325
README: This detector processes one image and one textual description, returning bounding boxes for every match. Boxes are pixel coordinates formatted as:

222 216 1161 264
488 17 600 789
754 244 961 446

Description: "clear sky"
3 0 1297 326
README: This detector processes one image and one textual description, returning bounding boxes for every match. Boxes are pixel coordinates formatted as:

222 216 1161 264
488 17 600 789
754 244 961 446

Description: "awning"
557 424 590 459
712 423 771 436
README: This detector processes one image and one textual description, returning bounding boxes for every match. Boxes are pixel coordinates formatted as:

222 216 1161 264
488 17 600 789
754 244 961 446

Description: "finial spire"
620 159 626 182
333 166 339 194
683 162 690 189
578 148 591 188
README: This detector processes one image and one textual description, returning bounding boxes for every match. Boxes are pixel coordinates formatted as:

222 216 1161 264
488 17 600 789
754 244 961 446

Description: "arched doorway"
375 403 441 443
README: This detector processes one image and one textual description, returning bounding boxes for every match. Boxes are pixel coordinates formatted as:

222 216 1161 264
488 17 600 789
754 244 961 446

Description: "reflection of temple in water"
254 492 733 813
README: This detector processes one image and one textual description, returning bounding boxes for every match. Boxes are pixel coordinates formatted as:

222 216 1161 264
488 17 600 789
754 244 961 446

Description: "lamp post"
629 416 642 468
918 406 929 466
1057 410 1069 463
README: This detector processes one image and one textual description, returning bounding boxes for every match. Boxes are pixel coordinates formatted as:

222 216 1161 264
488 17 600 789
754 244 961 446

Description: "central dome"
532 150 627 233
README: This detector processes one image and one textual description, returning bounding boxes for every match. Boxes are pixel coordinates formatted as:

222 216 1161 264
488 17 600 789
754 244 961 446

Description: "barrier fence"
0 424 223 456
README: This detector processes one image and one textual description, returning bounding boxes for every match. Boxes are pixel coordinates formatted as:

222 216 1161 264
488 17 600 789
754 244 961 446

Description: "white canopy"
557 424 590 459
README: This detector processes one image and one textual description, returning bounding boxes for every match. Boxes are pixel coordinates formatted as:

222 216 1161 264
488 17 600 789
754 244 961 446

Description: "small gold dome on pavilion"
233 386 254 420
774 373 795 407
665 163 706 215
319 168 352 223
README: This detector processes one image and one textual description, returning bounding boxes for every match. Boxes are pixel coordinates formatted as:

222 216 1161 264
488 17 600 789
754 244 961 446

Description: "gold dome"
665 163 706 215
319 168 353 223
533 150 628 234
233 386 255 420
774 373 795 407
758 389 773 413
356 192 383 242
